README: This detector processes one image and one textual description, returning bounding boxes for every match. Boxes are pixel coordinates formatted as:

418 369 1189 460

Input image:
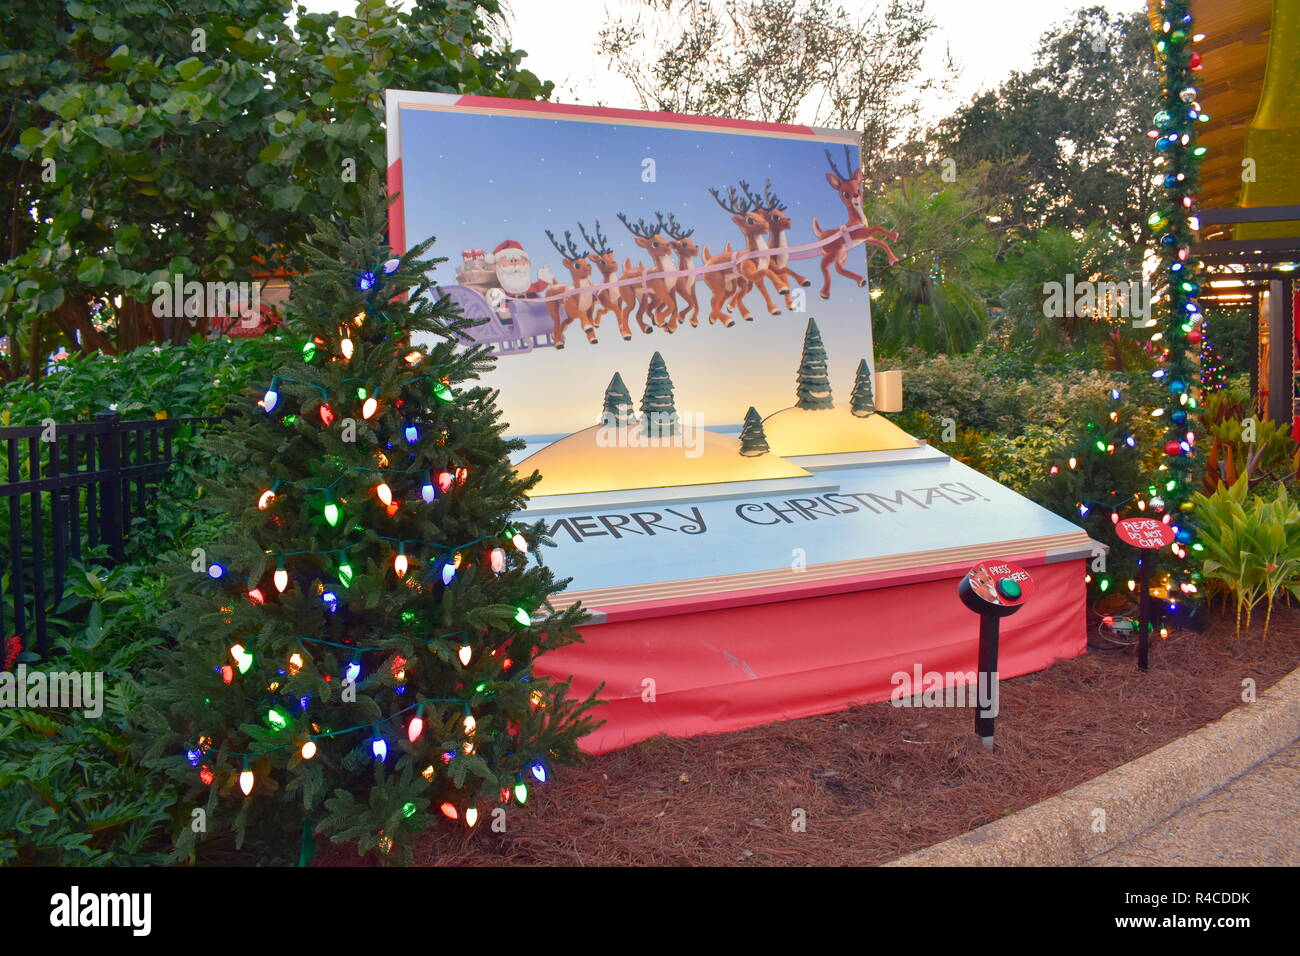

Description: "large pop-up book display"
386 92 1092 752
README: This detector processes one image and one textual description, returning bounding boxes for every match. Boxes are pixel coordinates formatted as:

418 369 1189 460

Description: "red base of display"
536 554 1087 754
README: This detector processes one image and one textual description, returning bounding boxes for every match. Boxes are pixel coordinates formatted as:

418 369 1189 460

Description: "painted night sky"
396 101 878 444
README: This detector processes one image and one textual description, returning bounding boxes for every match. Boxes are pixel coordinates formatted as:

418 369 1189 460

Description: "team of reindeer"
540 147 900 348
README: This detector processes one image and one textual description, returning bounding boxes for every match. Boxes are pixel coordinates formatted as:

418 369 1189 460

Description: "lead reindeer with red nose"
811 145 900 299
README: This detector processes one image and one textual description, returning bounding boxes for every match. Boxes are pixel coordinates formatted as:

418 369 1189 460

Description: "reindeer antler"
577 220 612 256
827 144 859 180
761 179 788 212
657 211 695 240
545 228 585 261
708 185 752 215
616 212 662 238
824 148 846 181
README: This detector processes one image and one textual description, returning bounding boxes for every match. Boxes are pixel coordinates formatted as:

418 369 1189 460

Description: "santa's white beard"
497 263 532 295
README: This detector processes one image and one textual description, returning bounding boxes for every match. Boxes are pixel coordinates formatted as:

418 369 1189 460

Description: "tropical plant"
866 174 999 354
991 224 1133 357
1192 478 1300 637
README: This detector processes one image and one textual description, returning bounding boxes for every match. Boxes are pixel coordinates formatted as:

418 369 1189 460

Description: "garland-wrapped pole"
1147 0 1208 616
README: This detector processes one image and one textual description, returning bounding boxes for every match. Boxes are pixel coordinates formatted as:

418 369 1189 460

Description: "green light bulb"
324 502 341 527
268 707 287 731
402 802 417 819
338 560 353 586
433 382 453 403
514 607 532 627
302 341 316 362
514 780 529 804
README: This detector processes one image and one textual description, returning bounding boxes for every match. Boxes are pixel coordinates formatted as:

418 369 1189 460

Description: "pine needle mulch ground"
316 604 1300 867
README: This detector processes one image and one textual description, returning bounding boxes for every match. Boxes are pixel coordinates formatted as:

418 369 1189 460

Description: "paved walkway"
1087 740 1300 866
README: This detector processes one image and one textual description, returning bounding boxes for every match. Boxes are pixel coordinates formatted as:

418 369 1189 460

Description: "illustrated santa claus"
488 240 553 297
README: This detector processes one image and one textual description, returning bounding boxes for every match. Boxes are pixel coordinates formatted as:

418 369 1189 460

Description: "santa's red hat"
493 240 526 255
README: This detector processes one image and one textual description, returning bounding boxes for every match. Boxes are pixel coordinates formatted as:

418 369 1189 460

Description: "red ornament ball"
1164 440 1183 456
1187 329 1203 344
1189 51 1203 70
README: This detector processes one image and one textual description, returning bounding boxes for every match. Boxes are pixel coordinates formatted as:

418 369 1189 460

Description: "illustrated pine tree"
640 351 679 438
136 192 600 865
738 407 769 456
601 372 636 427
796 318 833 409
850 359 875 417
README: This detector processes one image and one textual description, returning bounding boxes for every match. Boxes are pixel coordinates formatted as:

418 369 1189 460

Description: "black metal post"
975 613 1000 745
1138 552 1152 672
96 411 125 563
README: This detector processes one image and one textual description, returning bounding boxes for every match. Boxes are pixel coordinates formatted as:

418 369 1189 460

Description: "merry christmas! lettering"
540 481 992 543
545 507 707 542
736 482 989 525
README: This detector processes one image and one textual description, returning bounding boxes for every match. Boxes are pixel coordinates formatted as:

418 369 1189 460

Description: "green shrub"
0 335 284 425
0 562 176 864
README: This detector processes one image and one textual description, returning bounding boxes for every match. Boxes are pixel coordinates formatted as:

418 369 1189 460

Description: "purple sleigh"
432 284 555 355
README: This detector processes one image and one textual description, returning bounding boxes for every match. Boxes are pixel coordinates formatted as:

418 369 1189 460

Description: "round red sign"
964 560 1035 607
1115 516 1176 549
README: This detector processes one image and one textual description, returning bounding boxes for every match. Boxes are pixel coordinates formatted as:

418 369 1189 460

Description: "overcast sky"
298 0 1145 120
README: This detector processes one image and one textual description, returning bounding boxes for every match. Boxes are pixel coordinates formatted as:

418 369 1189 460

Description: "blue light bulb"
208 563 225 579
530 762 547 783
405 424 418 444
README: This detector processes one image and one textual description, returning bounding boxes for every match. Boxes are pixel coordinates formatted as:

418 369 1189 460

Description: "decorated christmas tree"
1198 319 1228 391
640 351 679 438
738 407 769 456
1143 0 1208 618
601 372 636 427
136 192 600 865
1035 388 1157 600
796 318 833 410
850 359 875 417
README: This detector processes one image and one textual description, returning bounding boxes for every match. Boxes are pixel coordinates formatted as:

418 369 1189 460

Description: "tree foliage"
596 0 950 179
0 0 550 379
932 7 1160 249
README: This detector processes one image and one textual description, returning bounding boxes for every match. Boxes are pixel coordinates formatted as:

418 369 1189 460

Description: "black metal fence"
0 412 208 658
